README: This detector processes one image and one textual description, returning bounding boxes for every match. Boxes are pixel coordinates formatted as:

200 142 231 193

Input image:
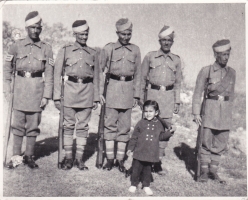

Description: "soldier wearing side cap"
53 20 99 170
140 25 182 175
192 39 236 183
99 18 141 172
4 11 54 169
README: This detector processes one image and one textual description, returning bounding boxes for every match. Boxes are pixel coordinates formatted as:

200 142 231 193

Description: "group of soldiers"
4 11 236 184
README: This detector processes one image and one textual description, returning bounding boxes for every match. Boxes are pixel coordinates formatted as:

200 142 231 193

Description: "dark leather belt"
150 83 174 91
110 74 133 81
68 76 93 84
17 71 43 78
207 95 229 101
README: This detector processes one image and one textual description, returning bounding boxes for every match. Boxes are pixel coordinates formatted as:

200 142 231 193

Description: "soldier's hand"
133 98 138 108
126 150 133 157
194 114 202 126
54 100 61 111
170 125 177 135
93 102 98 110
40 98 48 109
173 103 180 114
100 95 105 105
4 92 11 102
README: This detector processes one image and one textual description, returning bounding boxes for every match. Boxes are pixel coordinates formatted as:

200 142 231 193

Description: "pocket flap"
127 54 136 63
150 60 162 69
111 54 123 62
209 77 221 84
16 54 28 59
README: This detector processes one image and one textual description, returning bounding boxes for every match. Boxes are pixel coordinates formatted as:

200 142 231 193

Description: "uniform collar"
24 36 41 48
72 41 90 54
155 49 173 61
114 40 132 51
213 62 228 72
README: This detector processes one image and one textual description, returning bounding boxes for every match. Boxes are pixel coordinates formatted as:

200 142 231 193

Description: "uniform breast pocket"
126 54 136 69
167 63 177 81
16 54 28 69
85 58 95 71
66 58 78 68
111 54 123 68
33 55 46 71
209 77 221 84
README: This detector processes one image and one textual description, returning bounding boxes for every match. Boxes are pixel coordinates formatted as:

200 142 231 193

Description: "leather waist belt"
110 74 133 81
68 76 93 84
150 83 174 91
17 71 43 78
207 95 229 101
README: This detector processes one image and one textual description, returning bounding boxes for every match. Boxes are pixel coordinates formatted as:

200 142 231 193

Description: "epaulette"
171 53 180 58
87 46 96 51
63 43 73 48
41 41 52 47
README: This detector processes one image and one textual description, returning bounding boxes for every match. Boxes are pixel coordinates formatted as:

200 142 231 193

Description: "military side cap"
212 39 231 52
158 25 175 40
72 20 89 33
25 11 42 27
116 18 132 32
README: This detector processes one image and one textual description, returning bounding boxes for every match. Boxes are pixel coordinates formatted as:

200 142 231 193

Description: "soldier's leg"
12 109 26 155
103 108 118 170
209 130 229 184
116 108 132 172
25 112 42 169
154 117 172 175
199 127 213 182
63 107 76 169
74 107 92 170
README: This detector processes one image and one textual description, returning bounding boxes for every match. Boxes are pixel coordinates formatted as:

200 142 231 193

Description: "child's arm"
127 122 141 153
157 116 171 130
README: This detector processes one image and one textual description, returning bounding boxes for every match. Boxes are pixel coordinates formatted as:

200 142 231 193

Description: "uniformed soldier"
140 25 182 175
193 39 236 183
53 20 99 170
4 11 54 169
99 18 141 172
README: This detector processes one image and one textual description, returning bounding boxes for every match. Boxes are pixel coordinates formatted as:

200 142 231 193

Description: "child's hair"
143 100 160 114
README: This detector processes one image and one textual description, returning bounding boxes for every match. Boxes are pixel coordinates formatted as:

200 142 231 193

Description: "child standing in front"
127 100 174 195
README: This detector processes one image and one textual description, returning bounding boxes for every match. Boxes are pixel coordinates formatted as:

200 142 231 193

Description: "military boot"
74 159 89 170
209 161 226 184
116 160 126 173
103 159 114 171
6 160 14 169
23 155 39 169
62 158 73 170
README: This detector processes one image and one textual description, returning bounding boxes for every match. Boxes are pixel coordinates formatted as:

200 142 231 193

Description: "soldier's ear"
214 51 218 59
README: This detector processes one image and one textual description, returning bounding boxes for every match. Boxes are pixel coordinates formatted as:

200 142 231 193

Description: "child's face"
144 105 158 121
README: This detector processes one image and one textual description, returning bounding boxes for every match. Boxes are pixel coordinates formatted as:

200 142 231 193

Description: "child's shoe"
143 187 153 196
128 186 137 193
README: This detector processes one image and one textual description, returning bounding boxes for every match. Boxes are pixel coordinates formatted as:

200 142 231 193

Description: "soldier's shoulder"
129 43 140 50
228 66 236 73
62 43 73 49
103 42 114 49
12 37 25 46
170 52 180 59
41 40 52 48
146 50 157 56
87 46 97 54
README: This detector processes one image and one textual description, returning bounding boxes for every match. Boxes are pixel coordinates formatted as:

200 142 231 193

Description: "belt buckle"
218 95 224 101
120 76 125 81
78 78 83 83
25 71 31 78
160 85 166 92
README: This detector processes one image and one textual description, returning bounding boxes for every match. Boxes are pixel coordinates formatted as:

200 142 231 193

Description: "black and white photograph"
1 0 246 198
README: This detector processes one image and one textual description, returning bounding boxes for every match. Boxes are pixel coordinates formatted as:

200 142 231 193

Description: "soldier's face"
117 30 132 45
26 24 42 40
144 106 158 121
215 50 231 66
75 30 89 45
159 36 174 52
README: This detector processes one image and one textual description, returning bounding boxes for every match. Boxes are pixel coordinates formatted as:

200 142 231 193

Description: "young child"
126 100 174 195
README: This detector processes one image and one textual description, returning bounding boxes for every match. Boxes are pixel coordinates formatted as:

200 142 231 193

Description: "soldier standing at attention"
193 39 236 183
99 18 141 172
53 20 99 170
4 11 54 169
140 25 182 175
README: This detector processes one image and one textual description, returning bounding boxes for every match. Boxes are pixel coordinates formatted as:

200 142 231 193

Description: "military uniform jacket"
3 36 54 112
192 62 236 130
127 118 169 163
141 49 182 118
99 40 141 109
53 42 99 108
